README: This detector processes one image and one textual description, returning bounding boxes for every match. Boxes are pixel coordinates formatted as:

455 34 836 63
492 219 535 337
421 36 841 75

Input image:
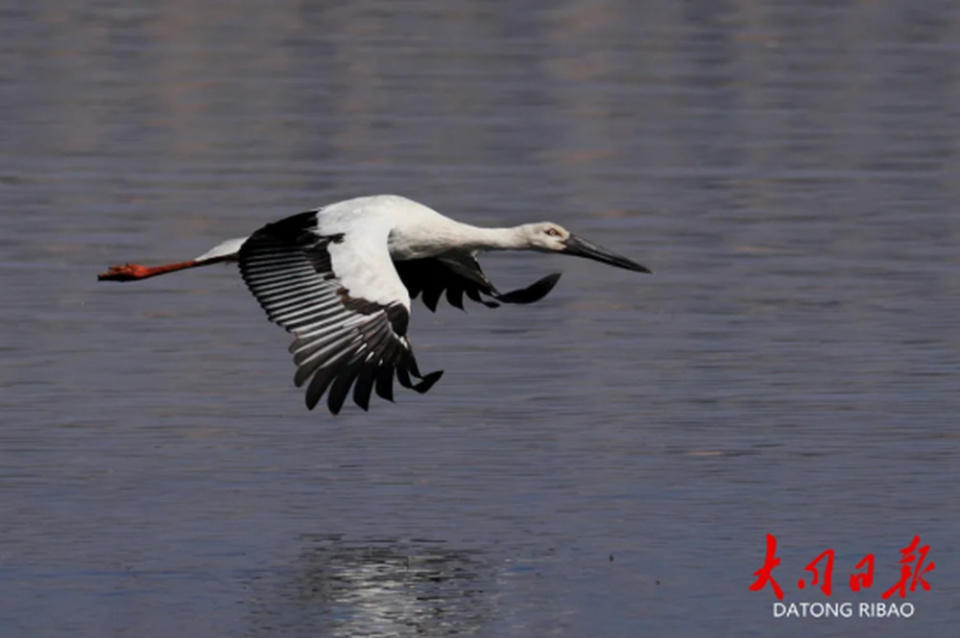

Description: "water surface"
2 1 959 636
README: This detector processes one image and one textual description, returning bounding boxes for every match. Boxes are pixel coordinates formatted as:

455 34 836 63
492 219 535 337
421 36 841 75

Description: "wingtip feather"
412 370 443 394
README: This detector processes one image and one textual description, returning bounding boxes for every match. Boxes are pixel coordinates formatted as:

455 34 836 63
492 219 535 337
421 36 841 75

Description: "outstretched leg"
99 238 245 282
98 260 203 281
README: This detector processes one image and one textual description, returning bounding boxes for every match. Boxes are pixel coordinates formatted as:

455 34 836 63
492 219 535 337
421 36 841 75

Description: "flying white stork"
98 195 651 413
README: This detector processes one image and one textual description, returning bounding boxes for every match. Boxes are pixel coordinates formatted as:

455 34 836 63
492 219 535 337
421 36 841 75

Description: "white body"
196 195 557 310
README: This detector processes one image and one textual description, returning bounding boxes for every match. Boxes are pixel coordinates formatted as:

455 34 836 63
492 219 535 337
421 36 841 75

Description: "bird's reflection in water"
247 535 497 637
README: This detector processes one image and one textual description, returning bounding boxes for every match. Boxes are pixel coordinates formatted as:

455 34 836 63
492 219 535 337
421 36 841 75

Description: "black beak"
561 234 652 273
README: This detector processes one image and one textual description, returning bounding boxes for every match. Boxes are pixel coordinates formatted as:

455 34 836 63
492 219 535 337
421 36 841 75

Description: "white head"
521 222 572 252
520 222 651 273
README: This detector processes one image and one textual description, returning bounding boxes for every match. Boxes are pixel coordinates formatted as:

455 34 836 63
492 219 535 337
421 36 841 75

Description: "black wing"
239 212 441 414
394 255 561 312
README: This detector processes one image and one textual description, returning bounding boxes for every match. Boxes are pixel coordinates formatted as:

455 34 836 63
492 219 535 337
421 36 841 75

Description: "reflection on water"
248 537 495 637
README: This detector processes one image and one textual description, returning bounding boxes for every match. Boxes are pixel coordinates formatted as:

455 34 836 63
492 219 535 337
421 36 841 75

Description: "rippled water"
2 1 959 636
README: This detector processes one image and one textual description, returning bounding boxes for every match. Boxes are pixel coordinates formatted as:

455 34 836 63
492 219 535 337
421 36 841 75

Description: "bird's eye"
545 228 561 237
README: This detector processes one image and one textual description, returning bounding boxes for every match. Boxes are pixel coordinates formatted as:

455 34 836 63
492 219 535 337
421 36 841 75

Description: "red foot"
97 263 152 281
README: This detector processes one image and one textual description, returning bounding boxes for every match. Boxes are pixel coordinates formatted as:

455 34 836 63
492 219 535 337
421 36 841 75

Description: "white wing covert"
239 211 442 413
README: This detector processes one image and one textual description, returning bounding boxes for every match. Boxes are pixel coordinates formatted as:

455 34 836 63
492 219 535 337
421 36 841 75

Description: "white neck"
389 222 530 259
457 224 530 252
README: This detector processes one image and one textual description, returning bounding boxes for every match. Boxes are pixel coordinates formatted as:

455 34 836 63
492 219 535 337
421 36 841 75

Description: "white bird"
99 195 651 413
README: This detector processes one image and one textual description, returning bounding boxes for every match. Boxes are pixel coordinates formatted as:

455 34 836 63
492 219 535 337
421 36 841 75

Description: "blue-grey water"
2 1 958 636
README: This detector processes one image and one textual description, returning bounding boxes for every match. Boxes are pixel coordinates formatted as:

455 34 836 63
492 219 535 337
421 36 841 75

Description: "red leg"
97 260 199 281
